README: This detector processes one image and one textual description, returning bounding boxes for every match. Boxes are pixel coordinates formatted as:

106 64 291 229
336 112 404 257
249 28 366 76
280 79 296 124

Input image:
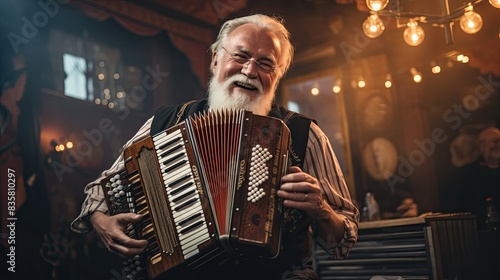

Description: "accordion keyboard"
152 128 211 260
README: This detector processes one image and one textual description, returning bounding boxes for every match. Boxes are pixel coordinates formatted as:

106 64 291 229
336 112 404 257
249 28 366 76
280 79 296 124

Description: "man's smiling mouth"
234 81 258 91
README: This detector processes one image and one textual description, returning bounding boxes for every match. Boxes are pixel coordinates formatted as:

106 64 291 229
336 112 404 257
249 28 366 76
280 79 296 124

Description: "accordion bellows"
102 109 291 279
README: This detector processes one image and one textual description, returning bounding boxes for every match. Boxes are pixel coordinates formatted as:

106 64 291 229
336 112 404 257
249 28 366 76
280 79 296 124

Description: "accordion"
102 109 291 279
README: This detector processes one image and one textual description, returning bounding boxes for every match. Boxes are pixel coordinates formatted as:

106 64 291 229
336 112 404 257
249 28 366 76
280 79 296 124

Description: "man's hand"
278 166 346 248
90 211 148 258
396 198 418 218
277 166 330 219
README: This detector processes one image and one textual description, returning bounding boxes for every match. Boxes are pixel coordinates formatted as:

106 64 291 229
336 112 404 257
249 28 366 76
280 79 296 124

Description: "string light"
489 0 500 9
365 0 389 12
403 20 425 46
384 74 392 88
362 0 497 46
431 61 441 74
410 67 423 83
460 4 483 34
362 14 385 39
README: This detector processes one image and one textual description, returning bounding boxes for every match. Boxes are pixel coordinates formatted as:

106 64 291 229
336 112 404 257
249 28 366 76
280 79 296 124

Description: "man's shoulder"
151 99 206 135
270 103 316 123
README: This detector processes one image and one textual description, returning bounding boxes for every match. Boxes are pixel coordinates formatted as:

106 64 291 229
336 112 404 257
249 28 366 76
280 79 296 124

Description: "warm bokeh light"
460 7 483 34
362 14 385 38
490 0 500 8
366 0 389 11
404 20 425 46
432 65 441 74
411 67 423 83
311 87 319 95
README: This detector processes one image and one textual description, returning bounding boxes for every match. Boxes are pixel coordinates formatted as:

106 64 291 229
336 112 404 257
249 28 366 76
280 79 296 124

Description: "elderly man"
71 14 359 280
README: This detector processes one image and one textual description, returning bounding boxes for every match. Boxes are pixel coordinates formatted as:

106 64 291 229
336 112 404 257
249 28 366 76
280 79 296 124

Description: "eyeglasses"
221 47 276 73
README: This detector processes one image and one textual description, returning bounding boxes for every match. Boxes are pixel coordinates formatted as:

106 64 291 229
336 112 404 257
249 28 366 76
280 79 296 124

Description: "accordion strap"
174 100 198 125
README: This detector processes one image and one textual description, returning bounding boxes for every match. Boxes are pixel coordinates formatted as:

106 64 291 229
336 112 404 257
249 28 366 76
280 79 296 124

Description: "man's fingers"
115 213 143 225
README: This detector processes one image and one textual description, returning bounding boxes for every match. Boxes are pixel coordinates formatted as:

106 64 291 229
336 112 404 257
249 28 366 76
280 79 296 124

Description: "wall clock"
362 137 399 181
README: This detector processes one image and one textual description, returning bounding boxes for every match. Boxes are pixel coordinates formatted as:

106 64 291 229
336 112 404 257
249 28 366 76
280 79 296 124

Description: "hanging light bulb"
366 0 389 12
410 67 423 83
460 5 483 34
362 14 385 38
332 79 342 93
489 0 500 8
431 61 441 74
358 77 366 88
403 20 425 46
384 73 392 88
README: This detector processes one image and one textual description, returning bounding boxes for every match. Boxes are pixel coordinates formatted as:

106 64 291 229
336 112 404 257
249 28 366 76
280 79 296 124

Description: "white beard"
207 73 274 116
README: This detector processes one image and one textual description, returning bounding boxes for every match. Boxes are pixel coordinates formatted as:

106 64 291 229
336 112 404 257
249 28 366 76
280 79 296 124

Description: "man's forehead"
479 128 500 141
227 24 280 50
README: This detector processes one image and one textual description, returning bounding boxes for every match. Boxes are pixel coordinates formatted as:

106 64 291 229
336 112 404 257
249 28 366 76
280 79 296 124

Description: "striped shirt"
70 116 359 259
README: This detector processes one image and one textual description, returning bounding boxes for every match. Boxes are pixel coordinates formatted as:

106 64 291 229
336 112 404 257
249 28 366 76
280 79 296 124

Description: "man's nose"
241 60 258 78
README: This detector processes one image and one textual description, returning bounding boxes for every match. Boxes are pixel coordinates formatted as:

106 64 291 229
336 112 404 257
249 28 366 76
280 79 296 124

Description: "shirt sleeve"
70 117 154 233
304 122 359 259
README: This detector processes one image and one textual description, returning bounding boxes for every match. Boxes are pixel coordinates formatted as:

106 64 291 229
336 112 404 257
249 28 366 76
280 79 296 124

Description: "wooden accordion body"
102 109 290 279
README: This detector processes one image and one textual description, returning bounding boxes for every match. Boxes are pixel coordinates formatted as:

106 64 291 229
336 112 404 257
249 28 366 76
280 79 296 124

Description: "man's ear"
210 51 218 74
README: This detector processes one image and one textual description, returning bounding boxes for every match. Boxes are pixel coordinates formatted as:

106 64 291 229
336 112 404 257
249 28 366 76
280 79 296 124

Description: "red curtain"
70 0 211 86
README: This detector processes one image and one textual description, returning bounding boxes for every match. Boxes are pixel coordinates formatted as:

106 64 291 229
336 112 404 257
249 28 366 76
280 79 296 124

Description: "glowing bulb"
384 74 392 88
460 6 483 34
432 65 441 74
430 61 441 74
403 20 425 46
366 0 389 11
461 56 469 63
358 80 366 88
489 0 500 8
311 87 319 95
362 14 385 38
332 85 341 93
411 67 422 83
66 141 73 149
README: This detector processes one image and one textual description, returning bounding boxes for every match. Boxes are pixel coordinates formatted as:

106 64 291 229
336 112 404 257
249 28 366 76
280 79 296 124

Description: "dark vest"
150 99 316 279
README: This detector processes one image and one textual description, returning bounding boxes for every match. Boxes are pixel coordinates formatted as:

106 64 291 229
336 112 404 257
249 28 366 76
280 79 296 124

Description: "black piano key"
177 212 202 227
159 143 183 157
173 197 198 212
157 136 182 151
161 152 184 166
179 219 204 235
170 182 194 196
171 188 196 203
168 174 192 188
165 159 188 173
